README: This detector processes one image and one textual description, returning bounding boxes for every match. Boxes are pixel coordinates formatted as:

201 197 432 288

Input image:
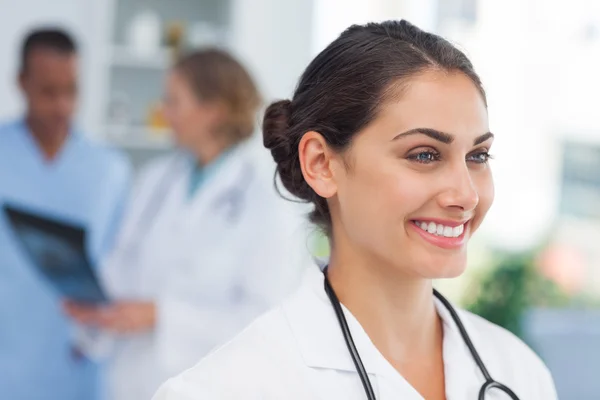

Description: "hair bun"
262 99 292 164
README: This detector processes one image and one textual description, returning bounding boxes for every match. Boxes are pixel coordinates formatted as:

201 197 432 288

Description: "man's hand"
63 300 156 334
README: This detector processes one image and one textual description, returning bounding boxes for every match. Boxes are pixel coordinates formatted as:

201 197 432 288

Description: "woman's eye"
468 151 492 164
408 151 440 164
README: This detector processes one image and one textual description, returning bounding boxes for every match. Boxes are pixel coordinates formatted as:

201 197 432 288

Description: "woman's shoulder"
458 309 557 396
128 152 189 197
153 305 309 399
138 152 184 179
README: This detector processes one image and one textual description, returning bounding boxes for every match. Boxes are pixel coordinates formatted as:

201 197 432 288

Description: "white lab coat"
153 265 558 400
85 141 313 400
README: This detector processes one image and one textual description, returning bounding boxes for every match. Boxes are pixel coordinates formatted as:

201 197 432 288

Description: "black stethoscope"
323 267 520 400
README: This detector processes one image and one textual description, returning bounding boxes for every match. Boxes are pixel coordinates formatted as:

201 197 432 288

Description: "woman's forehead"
371 71 489 141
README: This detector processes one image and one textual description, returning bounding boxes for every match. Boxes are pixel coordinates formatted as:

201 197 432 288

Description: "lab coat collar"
185 143 242 198
179 140 253 201
283 266 387 374
283 266 482 391
435 287 482 397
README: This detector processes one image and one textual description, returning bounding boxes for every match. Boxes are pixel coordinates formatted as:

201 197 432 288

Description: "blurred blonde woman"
65 49 311 400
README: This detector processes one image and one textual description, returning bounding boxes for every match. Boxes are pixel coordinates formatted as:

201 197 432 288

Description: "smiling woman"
295 69 496 282
153 20 557 400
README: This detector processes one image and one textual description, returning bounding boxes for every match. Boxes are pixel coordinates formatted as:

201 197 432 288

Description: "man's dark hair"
21 28 77 72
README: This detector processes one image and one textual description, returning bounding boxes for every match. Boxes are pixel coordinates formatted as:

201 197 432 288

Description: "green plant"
461 252 570 339
309 230 330 259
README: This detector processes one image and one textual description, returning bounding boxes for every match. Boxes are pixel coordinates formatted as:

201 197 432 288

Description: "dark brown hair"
174 48 261 143
262 20 486 234
21 28 77 72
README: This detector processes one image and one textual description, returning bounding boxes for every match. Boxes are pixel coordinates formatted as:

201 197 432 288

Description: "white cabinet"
0 0 316 166
94 0 232 166
91 0 314 167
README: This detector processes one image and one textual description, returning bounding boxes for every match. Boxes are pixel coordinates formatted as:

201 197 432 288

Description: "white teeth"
436 224 444 235
415 220 466 238
453 225 463 237
443 226 453 237
427 222 437 234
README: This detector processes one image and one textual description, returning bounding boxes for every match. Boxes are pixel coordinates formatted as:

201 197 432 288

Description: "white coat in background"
153 266 559 400
86 141 314 400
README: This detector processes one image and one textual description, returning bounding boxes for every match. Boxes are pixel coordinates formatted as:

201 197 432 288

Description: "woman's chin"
433 263 467 279
412 252 468 280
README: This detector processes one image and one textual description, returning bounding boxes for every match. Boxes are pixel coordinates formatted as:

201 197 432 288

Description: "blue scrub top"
0 120 131 400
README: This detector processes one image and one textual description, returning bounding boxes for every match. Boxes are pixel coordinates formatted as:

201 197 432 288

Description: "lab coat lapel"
436 297 489 400
129 159 189 296
284 266 380 372
284 267 501 400
159 145 254 284
283 267 423 399
440 304 518 400
181 144 251 234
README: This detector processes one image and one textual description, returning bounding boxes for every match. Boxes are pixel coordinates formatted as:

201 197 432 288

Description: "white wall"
449 0 600 250
456 0 557 250
309 0 600 251
227 0 316 168
0 0 318 138
312 0 437 55
229 0 315 102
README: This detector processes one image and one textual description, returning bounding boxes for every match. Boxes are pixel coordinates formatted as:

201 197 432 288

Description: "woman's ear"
298 131 338 199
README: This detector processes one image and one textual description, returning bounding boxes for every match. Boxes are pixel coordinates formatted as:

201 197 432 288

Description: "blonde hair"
174 48 262 143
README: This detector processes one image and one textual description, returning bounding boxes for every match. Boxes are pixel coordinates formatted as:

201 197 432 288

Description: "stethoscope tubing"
323 266 520 400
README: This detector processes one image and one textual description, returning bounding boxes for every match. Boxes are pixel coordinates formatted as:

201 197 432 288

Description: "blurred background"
0 0 599 399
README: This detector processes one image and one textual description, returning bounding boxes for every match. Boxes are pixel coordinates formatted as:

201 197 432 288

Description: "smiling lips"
411 219 470 249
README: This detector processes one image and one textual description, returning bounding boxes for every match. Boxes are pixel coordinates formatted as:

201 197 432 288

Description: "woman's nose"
436 164 479 212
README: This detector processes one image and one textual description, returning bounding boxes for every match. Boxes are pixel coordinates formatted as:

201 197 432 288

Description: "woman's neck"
193 142 223 167
192 136 235 167
327 244 442 369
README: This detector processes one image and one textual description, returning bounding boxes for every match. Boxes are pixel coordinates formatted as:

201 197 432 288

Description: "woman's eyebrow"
392 128 494 146
392 128 453 144
474 132 494 145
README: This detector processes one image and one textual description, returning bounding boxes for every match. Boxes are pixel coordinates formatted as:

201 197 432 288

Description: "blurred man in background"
0 28 131 399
